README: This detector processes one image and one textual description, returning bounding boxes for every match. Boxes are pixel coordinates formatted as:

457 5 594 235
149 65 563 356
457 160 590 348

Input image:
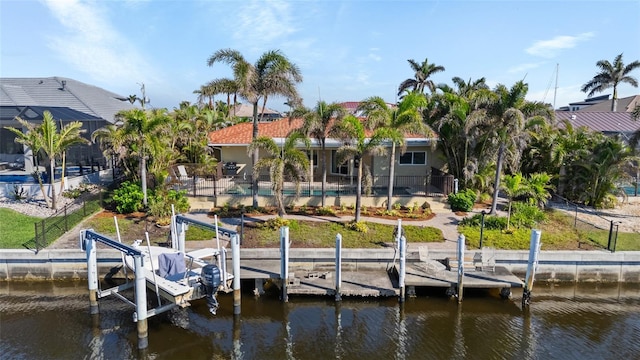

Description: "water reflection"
1 282 639 359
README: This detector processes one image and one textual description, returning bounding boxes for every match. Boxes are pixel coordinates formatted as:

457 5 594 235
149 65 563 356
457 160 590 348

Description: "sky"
2 0 639 113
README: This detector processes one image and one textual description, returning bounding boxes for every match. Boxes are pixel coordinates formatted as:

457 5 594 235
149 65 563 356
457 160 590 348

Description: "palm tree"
207 48 303 208
4 118 49 206
581 53 640 111
37 111 88 209
397 58 445 96
92 124 131 178
501 173 529 230
526 172 554 208
117 108 170 206
358 92 430 210
472 81 552 215
247 132 310 217
292 101 346 207
333 115 391 222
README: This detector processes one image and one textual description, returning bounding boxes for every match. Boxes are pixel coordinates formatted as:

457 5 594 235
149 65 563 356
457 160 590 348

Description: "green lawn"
459 209 640 251
241 219 444 248
0 208 41 248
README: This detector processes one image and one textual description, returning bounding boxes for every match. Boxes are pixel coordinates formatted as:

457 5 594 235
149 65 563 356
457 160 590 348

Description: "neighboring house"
207 117 445 188
0 77 135 172
555 111 640 143
557 94 640 112
229 103 282 121
339 101 396 117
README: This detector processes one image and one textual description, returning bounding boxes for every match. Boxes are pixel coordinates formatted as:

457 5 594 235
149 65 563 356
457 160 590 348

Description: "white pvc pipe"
457 234 465 303
399 235 406 303
231 233 241 315
280 226 290 303
335 234 342 302
133 255 148 349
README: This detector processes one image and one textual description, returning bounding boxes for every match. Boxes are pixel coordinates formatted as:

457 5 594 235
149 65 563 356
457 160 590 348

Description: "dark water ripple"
1 283 639 360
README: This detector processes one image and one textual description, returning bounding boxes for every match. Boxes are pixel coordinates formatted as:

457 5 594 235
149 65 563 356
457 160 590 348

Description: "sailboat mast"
553 63 559 111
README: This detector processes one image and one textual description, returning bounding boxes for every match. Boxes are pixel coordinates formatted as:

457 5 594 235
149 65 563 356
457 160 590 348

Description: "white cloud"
526 32 595 58
234 0 296 48
43 0 156 86
508 62 545 74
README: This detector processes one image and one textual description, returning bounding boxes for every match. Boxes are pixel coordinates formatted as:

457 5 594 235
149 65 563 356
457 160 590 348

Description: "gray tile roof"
576 95 640 112
0 77 135 123
555 111 640 134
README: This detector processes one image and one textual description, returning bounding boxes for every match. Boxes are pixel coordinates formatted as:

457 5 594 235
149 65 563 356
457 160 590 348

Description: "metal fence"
548 194 640 252
172 173 454 198
29 192 103 252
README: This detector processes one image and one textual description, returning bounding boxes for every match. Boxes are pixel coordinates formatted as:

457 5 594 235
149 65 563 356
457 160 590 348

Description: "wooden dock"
235 258 524 298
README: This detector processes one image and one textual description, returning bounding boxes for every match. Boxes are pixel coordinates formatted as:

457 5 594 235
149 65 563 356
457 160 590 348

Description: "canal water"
1 281 639 359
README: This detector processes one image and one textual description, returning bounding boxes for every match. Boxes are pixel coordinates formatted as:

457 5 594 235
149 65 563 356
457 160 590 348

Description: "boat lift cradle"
81 214 240 318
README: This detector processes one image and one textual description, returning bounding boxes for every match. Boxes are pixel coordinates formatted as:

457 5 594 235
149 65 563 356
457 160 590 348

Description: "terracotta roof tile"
208 117 433 145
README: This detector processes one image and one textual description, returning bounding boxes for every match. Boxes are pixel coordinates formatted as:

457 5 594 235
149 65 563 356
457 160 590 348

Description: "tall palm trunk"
252 102 260 208
489 144 505 215
59 151 67 196
141 156 148 206
49 158 57 210
321 140 327 208
387 142 397 211
355 160 363 222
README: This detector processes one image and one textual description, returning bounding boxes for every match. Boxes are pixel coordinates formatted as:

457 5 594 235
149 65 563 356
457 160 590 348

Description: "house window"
399 151 426 165
331 150 348 175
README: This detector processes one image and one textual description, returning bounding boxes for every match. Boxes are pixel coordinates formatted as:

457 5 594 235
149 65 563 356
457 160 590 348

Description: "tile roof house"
207 117 444 188
229 103 282 121
558 94 640 112
0 77 136 171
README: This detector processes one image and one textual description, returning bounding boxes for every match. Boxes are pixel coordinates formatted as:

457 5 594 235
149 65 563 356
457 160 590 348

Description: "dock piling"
335 234 342 301
399 235 406 302
231 233 241 315
133 255 148 349
457 234 465 303
522 230 542 307
84 231 99 315
280 226 290 303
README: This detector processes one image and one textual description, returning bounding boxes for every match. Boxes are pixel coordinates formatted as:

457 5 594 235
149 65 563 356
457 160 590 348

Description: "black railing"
29 192 103 253
174 173 454 198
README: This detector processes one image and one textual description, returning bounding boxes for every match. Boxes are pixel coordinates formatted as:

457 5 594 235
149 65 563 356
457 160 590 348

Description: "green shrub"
510 202 547 228
262 217 290 230
316 207 336 216
447 189 476 212
347 221 368 233
459 213 507 230
148 189 190 219
112 181 144 214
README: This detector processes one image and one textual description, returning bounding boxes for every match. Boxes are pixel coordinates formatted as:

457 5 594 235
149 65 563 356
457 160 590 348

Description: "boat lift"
81 214 242 350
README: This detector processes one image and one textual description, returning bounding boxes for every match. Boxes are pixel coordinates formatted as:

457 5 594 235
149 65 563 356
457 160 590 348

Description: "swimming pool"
0 167 93 183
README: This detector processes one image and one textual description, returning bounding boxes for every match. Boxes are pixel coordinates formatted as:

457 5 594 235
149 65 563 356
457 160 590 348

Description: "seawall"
1 248 639 283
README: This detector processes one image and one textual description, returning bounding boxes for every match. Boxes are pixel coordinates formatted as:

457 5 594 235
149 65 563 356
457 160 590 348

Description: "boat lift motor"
201 264 222 315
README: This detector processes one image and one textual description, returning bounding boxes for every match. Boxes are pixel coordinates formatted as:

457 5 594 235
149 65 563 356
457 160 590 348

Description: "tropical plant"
247 132 310 217
358 92 430 210
24 111 89 209
292 101 346 207
501 173 530 229
469 81 552 214
333 115 391 222
111 181 144 214
581 53 640 111
116 108 170 206
397 57 445 96
424 77 490 188
447 188 476 212
4 117 49 206
525 172 554 208
207 49 303 208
